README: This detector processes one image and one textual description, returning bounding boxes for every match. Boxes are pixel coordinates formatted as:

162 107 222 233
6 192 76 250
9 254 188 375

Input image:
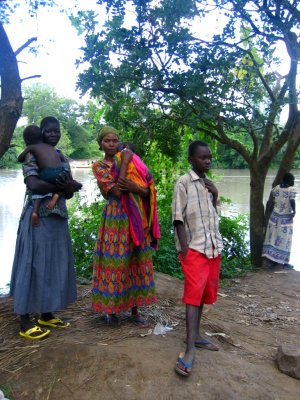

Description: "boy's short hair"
188 140 208 157
23 125 42 145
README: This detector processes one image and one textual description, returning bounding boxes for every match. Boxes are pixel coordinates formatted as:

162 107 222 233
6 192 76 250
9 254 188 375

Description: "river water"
1 168 299 294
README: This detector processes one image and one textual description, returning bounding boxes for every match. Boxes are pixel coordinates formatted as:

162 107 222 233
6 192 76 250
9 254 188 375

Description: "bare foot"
31 212 39 226
46 200 56 210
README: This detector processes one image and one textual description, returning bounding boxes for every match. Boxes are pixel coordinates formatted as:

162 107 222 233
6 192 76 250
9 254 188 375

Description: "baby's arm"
18 146 34 163
119 149 133 179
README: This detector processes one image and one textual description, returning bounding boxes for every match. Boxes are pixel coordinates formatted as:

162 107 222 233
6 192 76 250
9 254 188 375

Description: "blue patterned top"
272 185 296 216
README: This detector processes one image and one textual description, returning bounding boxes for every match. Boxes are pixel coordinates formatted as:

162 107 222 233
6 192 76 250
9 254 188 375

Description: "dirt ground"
0 269 300 400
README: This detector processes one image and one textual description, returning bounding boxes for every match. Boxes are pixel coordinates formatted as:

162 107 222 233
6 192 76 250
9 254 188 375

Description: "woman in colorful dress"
92 126 159 325
262 172 296 269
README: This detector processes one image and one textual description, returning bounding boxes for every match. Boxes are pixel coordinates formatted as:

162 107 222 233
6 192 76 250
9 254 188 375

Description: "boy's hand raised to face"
203 178 218 197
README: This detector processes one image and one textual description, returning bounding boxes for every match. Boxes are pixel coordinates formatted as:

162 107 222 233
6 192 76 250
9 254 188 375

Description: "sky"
4 1 293 104
4 0 103 101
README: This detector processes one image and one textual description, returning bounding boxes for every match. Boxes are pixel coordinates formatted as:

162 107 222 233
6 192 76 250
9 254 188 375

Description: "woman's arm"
56 170 82 192
26 173 76 200
25 175 58 194
290 198 296 218
56 151 82 194
108 186 123 199
117 177 150 197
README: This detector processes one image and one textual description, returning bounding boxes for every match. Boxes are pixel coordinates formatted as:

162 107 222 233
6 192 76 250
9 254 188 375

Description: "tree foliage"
21 83 102 159
0 83 104 167
73 0 300 266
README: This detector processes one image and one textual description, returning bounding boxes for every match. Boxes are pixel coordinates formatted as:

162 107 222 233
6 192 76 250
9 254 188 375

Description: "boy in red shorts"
172 140 223 377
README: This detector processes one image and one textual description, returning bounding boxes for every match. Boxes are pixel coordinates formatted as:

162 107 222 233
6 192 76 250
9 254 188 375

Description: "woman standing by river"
10 117 81 339
92 126 159 325
262 172 296 269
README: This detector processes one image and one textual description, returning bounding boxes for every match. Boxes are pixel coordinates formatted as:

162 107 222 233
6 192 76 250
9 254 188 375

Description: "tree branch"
21 74 42 82
15 37 37 56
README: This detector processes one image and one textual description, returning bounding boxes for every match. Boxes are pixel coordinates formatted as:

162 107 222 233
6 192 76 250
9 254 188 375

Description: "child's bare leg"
194 303 218 350
46 193 60 210
180 304 198 366
194 303 204 341
31 199 40 226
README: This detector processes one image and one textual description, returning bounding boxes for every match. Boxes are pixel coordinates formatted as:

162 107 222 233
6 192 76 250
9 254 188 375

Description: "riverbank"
1 168 300 293
0 269 299 399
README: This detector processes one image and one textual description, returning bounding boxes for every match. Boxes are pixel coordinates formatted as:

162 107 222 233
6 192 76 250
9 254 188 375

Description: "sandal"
19 325 50 340
105 314 120 325
175 352 193 377
195 339 219 351
38 318 70 328
130 317 149 328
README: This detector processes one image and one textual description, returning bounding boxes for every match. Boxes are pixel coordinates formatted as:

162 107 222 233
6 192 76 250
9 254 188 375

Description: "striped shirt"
172 170 223 258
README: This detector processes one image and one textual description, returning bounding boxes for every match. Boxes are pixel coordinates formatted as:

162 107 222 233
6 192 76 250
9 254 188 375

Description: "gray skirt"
10 205 77 315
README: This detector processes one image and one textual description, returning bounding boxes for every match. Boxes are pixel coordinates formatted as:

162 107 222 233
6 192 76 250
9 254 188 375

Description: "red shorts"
179 248 220 306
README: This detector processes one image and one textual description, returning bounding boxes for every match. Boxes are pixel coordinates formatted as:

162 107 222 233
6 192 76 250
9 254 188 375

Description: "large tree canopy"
74 0 300 266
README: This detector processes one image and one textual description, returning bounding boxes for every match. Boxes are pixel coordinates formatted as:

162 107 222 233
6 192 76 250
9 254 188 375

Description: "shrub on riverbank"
69 196 251 281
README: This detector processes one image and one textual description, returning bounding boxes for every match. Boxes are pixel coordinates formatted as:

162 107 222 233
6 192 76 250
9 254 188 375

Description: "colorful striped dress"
91 159 157 314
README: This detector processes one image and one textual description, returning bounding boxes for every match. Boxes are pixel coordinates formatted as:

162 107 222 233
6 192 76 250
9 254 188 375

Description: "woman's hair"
188 140 208 157
282 172 295 186
96 126 119 145
40 116 60 133
23 125 42 145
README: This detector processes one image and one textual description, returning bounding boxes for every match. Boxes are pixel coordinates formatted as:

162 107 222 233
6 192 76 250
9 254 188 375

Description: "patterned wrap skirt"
262 211 293 264
92 198 157 314
10 204 77 315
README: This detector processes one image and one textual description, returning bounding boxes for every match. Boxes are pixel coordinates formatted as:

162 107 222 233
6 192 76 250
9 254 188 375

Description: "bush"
68 193 105 279
219 214 252 278
152 199 182 279
69 194 251 281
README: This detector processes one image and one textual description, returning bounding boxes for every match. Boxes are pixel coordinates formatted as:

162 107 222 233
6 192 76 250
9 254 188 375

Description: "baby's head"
117 141 136 153
23 125 43 145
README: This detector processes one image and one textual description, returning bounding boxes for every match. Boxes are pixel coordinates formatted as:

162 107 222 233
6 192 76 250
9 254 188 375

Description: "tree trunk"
273 112 300 187
249 167 268 267
0 22 23 159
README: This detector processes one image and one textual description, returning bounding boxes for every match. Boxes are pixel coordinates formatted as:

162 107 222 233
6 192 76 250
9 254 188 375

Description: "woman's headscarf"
96 126 119 146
